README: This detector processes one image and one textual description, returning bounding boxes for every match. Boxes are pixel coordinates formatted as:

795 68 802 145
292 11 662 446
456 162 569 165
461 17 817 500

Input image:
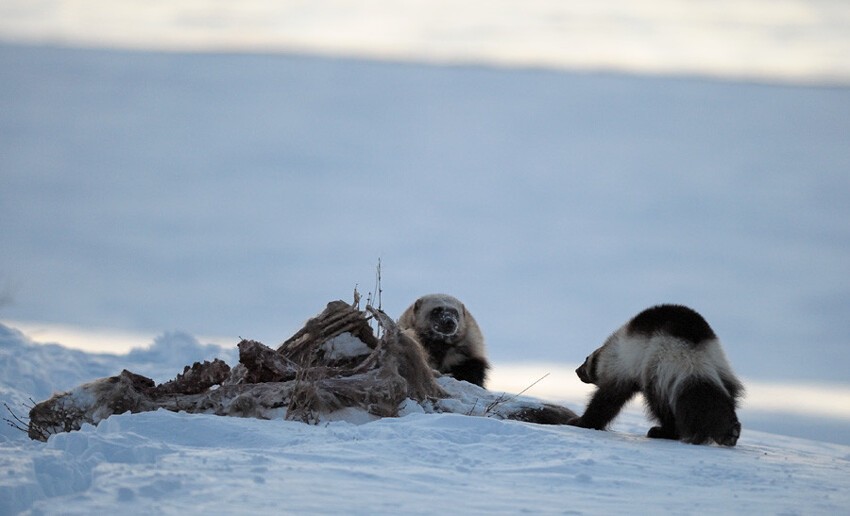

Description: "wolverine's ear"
414 299 422 313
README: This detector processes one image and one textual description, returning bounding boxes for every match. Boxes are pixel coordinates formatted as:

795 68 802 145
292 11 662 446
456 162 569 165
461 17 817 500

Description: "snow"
4 410 849 515
2 324 850 514
320 332 373 361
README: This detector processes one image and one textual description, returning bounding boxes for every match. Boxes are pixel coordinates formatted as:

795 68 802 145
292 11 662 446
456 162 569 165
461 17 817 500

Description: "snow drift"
2 320 850 514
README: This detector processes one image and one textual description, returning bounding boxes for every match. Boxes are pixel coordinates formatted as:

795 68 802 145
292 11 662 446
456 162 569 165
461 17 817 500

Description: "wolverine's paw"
647 426 678 440
718 421 741 447
566 417 597 429
566 417 609 431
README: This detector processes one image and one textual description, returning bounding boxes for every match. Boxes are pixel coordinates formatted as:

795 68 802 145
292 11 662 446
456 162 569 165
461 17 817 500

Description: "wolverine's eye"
431 307 458 319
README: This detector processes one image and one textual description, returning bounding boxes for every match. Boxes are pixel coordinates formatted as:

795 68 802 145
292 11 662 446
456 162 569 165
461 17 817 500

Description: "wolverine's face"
426 306 460 337
428 305 460 337
413 295 465 343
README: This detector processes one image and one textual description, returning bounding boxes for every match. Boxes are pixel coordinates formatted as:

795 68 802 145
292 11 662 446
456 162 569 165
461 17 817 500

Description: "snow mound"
2 409 849 514
2 322 850 513
0 323 235 442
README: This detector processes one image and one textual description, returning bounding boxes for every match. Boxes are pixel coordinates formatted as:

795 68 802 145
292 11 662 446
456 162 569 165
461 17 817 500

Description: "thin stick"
514 373 550 398
483 373 551 415
371 258 383 337
3 402 30 435
374 258 382 311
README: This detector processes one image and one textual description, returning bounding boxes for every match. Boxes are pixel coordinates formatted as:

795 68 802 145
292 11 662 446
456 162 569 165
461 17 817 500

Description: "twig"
483 373 551 416
369 258 384 338
483 393 511 415
513 373 550 398
375 258 382 311
285 344 324 424
3 402 29 434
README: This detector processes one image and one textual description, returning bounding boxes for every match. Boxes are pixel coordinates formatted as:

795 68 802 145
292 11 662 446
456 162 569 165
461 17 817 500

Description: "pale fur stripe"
599 330 740 412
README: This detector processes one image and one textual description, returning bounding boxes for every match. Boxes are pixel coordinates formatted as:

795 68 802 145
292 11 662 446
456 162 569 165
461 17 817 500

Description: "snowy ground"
2 324 849 515
4 410 850 515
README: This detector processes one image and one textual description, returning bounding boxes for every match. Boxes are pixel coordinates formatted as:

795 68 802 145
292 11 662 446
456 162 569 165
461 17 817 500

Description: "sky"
1 0 849 84
1 1 848 390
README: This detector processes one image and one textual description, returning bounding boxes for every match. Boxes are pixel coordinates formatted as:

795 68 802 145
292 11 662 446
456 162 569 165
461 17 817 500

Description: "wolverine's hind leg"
716 419 741 446
676 380 741 446
643 389 679 440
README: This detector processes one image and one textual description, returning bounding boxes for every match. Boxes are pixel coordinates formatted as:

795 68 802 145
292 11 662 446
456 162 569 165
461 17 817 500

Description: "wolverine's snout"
432 312 458 336
430 307 459 336
576 362 592 384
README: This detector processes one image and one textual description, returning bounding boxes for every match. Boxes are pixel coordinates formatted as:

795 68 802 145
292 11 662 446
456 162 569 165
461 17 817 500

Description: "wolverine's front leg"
568 382 639 430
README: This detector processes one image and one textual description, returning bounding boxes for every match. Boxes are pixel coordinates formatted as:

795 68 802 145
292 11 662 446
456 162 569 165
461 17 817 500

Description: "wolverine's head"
411 294 466 344
576 349 599 384
575 331 622 385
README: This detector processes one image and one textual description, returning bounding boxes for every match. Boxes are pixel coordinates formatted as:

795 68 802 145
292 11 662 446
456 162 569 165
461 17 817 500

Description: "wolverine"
398 294 490 387
569 304 744 446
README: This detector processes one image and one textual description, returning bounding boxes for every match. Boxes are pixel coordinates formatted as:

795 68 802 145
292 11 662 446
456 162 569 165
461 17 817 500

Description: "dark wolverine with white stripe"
569 304 744 446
